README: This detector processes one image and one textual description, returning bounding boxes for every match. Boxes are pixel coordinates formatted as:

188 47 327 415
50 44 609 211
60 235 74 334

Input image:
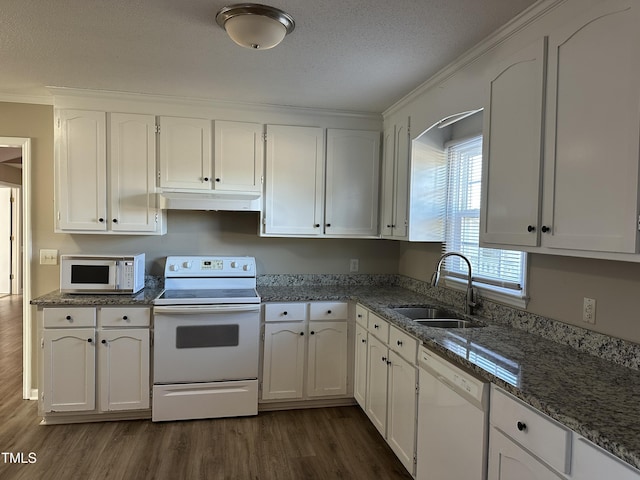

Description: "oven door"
153 304 260 384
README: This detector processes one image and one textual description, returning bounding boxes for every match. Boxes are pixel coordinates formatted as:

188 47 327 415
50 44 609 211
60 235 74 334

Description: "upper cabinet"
55 110 165 235
380 117 410 239
158 117 263 193
481 0 640 259
262 125 380 238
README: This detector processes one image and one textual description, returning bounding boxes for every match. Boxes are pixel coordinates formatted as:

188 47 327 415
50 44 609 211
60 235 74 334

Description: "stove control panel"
164 256 256 277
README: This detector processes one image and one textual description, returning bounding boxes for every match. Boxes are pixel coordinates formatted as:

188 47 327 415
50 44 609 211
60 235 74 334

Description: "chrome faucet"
430 252 479 315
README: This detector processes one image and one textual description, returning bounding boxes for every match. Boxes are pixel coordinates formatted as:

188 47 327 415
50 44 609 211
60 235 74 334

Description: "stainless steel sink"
390 306 486 328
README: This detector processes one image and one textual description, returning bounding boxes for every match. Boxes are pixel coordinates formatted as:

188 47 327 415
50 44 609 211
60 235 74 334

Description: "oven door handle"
153 305 261 315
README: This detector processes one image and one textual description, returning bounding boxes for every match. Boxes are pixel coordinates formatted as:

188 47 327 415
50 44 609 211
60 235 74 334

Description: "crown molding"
0 92 53 105
382 0 566 118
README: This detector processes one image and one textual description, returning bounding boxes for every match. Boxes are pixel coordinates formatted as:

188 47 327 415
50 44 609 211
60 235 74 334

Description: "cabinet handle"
527 225 536 232
87 338 93 343
397 340 403 346
65 315 72 321
517 421 527 432
98 218 104 223
374 324 379 329
112 218 118 223
310 331 315 335
386 360 392 365
541 225 550 233
381 356 387 362
122 315 128 320
215 178 221 182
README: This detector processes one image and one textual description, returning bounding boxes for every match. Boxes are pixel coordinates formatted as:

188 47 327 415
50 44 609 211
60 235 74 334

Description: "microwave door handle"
153 305 261 315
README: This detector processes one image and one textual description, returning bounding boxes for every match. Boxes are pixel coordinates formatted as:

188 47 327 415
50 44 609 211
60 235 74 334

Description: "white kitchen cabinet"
263 125 381 238
213 120 263 192
263 125 325 236
261 321 306 400
381 117 410 239
42 327 96 413
55 110 164 234
158 116 212 190
488 427 564 480
365 333 389 435
261 301 349 402
98 328 150 411
540 0 640 253
572 435 640 480
354 321 368 408
480 38 546 248
386 350 418 474
325 129 380 236
307 320 348 397
40 306 151 419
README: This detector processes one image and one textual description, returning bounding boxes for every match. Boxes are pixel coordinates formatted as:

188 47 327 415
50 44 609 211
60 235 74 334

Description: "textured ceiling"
0 0 538 113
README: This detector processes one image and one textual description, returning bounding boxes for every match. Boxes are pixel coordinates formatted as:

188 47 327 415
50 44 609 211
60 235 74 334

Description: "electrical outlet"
583 297 596 324
39 249 58 265
349 258 359 273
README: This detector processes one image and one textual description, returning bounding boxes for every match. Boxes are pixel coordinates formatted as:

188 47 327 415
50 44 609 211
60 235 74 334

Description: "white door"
109 113 158 232
365 334 388 436
214 120 263 192
261 322 306 400
488 427 564 480
0 188 11 294
158 116 212 190
307 320 348 397
541 0 640 252
387 350 417 476
98 328 149 411
354 322 368 408
56 109 107 231
325 129 380 236
480 38 546 248
43 328 96 412
264 125 324 236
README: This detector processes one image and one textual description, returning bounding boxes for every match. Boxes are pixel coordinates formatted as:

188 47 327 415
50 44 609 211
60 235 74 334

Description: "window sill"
443 276 528 310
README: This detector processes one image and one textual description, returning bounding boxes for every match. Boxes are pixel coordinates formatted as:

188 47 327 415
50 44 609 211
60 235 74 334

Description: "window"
442 135 527 307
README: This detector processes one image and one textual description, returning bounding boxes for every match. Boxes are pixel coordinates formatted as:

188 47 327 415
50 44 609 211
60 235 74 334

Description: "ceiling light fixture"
216 3 295 50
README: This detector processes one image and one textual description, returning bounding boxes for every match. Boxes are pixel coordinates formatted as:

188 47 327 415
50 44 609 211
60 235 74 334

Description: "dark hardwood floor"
0 296 412 480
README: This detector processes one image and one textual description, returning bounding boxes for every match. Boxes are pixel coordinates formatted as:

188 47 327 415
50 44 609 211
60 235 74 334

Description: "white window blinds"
443 135 525 292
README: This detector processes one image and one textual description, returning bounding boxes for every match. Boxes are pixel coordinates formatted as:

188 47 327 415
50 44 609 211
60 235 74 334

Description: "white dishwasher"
416 345 490 480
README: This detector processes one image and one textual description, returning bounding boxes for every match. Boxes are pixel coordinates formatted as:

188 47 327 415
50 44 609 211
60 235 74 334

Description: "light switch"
40 249 58 265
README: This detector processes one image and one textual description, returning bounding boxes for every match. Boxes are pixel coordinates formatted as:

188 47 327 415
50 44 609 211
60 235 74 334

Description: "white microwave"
60 254 145 294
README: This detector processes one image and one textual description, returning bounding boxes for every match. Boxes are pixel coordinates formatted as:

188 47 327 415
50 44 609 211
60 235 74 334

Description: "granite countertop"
259 284 640 471
32 282 640 469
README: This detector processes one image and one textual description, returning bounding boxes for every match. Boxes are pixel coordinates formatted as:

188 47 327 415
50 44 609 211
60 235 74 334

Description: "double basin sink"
391 305 486 329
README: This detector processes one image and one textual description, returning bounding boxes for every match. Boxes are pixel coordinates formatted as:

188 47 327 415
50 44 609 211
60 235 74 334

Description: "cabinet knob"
112 218 118 223
397 340 403 346
310 331 315 335
326 223 331 227
87 338 93 343
283 311 288 316
386 224 392 228
527 225 536 232
361 338 366 343
65 315 72 321
314 224 320 228
387 360 392 365
101 339 107 344
541 225 550 233
98 218 104 223
122 315 128 320
215 178 221 182
374 324 379 329
381 356 387 362
517 421 527 432
327 310 332 314
299 332 304 336
203 177 210 182
357 314 362 318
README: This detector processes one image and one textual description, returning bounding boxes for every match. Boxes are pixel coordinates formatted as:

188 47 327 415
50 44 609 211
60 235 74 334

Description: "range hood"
158 191 261 211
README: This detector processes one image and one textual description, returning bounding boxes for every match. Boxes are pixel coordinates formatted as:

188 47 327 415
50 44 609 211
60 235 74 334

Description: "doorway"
0 138 32 400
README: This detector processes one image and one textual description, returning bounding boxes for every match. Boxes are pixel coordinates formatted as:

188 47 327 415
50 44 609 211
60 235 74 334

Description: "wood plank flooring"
0 296 412 480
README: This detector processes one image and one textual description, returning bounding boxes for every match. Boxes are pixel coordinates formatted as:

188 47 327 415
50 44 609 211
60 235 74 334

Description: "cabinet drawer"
309 302 347 321
389 326 417 363
264 303 306 322
43 307 96 328
368 313 389 342
491 387 571 474
100 307 150 327
355 304 368 327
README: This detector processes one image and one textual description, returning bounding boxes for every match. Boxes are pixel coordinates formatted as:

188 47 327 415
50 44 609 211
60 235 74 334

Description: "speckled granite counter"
259 284 640 471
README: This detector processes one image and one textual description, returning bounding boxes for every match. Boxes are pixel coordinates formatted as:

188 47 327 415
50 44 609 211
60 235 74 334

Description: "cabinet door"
488 427 564 480
365 334 389 436
56 109 107 231
307 320 348 397
42 328 96 412
261 322 306 400
387 350 418 476
380 125 396 238
541 0 640 252
354 322 368 408
381 119 409 239
214 120 263 192
158 116 212 190
480 38 546 248
109 113 158 232
325 129 380 236
572 436 640 480
264 125 324 236
98 329 150 411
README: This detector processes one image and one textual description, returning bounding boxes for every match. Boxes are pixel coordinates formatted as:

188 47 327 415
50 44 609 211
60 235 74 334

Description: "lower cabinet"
40 306 150 418
261 301 349 402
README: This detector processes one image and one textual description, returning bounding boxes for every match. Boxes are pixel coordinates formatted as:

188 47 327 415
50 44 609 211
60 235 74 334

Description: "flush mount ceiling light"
216 3 295 50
